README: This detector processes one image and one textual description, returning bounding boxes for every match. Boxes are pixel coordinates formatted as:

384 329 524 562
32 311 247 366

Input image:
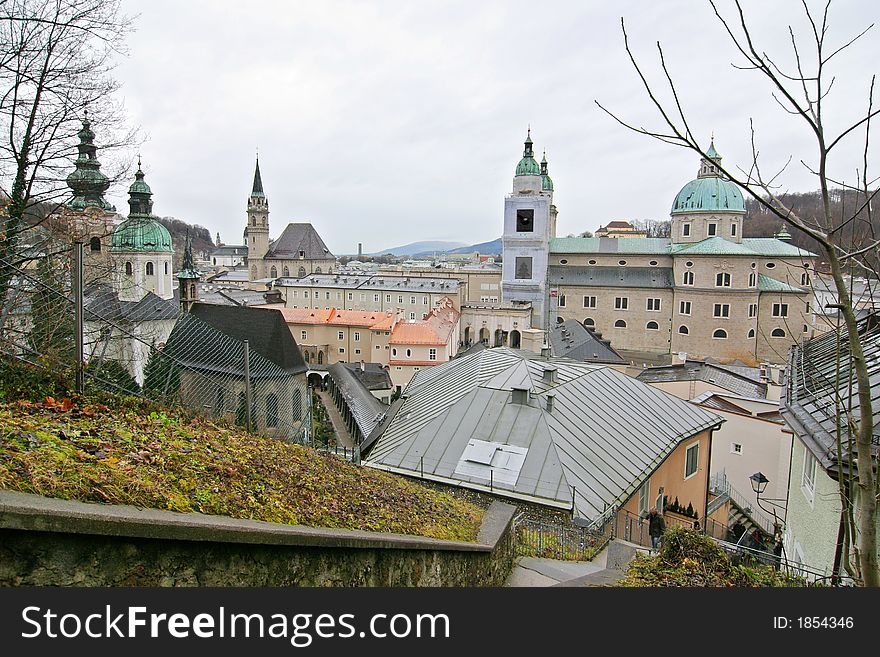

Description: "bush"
620 527 810 587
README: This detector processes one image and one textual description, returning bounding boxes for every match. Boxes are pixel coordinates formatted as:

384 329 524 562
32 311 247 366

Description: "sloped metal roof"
365 348 722 523
549 320 627 364
758 274 805 294
328 363 389 439
548 265 673 288
549 237 671 254
637 361 768 399
266 223 334 260
781 313 880 474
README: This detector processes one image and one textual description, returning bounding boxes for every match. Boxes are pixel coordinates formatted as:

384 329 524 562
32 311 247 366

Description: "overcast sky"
108 0 879 254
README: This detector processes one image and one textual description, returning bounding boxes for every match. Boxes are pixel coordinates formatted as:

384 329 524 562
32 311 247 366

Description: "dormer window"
299 250 305 259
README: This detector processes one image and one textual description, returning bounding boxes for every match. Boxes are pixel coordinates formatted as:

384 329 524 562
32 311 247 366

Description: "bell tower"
245 156 270 280
501 129 553 330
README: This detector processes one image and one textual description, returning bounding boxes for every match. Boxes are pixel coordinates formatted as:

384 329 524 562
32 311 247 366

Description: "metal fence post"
72 242 84 394
243 339 252 432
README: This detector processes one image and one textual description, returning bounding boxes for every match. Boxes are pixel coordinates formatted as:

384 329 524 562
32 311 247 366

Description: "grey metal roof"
186 303 306 375
781 313 880 475
277 272 460 294
84 286 179 323
548 320 626 364
636 361 768 399
365 348 722 523
549 265 674 288
328 363 390 440
265 223 334 260
210 245 247 257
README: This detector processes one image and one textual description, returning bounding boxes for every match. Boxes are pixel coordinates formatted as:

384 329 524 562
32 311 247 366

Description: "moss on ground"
0 394 482 541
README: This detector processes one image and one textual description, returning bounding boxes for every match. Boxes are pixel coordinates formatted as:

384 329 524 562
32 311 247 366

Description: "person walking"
648 509 665 550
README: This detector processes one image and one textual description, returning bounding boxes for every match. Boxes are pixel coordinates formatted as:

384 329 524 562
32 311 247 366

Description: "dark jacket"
648 513 666 537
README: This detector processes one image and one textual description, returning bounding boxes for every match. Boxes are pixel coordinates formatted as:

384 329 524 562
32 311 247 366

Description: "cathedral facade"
500 132 816 365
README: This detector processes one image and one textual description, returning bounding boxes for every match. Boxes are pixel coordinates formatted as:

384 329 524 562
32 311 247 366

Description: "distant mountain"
368 240 467 257
444 238 501 255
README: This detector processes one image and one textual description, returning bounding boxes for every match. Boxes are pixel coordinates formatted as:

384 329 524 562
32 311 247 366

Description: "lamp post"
749 471 787 570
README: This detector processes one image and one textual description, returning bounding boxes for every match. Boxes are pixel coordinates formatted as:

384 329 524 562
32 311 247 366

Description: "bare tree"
0 0 135 295
598 1 878 585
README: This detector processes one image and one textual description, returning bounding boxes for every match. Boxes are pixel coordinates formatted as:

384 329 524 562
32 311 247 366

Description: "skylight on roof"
454 439 528 486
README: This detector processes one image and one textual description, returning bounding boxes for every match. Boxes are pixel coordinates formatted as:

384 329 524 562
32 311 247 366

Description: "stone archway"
510 330 521 349
464 326 471 346
494 328 503 347
479 328 489 345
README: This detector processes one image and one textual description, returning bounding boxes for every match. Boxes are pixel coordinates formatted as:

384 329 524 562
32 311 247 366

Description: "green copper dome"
515 128 541 176
671 177 745 214
111 216 173 253
671 141 745 214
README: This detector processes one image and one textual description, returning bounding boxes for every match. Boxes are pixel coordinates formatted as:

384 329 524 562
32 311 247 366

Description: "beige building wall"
266 257 336 279
282 284 453 317
619 428 713 522
755 291 811 363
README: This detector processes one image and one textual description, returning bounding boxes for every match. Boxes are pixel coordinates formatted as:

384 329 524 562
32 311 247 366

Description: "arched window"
748 328 756 339
748 272 756 287
682 271 694 286
146 262 154 276
292 389 302 422
125 262 133 276
89 237 101 252
315 267 322 274
646 321 659 330
298 266 306 278
614 319 626 328
801 272 810 286
715 272 730 287
213 257 217 265
189 283 196 297
283 266 290 277
392 348 397 357
406 348 412 357
583 318 595 327
164 262 169 275
678 325 689 335
303 350 310 363
771 328 786 337
270 266 278 278
266 393 279 428
713 329 728 339
317 350 324 364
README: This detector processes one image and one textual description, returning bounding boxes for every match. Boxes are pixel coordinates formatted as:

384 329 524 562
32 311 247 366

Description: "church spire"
127 157 154 217
177 229 202 313
66 113 115 211
251 156 264 196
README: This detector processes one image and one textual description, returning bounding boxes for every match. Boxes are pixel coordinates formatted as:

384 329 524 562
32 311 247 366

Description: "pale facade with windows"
530 141 816 365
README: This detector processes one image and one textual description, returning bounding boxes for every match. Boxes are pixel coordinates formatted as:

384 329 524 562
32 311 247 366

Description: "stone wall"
0 491 516 587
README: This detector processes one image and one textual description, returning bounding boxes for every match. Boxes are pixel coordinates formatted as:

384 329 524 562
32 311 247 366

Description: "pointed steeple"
66 113 115 211
698 136 723 178
251 156 265 196
177 229 201 313
127 156 154 217
541 150 554 191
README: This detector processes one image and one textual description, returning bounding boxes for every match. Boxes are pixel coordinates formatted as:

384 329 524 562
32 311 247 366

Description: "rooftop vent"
511 387 530 405
543 366 557 383
546 393 556 412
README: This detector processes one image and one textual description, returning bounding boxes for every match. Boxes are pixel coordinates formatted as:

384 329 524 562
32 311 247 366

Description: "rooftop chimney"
542 366 557 384
546 393 555 412
358 242 363 258
511 387 530 405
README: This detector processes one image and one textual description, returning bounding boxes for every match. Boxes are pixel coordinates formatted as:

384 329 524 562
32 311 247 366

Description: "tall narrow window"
707 223 717 236
715 272 731 287
266 393 279 428
682 271 694 286
146 262 154 276
90 237 101 252
125 262 133 276
685 443 699 479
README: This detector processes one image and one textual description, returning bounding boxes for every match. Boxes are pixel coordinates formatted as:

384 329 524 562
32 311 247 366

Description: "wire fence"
0 244 310 445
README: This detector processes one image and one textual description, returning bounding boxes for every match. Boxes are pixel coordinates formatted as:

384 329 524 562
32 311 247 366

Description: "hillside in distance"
368 240 467 256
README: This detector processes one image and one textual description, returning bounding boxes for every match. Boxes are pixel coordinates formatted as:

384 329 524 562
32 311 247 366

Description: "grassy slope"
0 395 482 541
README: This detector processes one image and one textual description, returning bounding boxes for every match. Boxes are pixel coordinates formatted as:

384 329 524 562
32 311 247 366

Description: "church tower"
245 157 270 280
501 129 554 330
177 232 201 313
61 113 116 260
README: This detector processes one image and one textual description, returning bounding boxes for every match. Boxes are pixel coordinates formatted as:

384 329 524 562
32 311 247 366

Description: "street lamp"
749 472 769 496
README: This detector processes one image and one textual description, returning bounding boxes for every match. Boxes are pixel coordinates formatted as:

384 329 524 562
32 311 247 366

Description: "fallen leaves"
0 396 483 541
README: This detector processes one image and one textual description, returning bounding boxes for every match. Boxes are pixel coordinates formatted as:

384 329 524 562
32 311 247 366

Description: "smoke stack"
546 393 555 412
358 242 363 258
542 366 557 384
